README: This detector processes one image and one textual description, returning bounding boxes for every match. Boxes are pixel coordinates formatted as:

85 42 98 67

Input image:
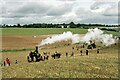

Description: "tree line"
1 22 118 28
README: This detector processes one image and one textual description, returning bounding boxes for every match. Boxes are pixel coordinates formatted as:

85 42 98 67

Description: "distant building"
67 25 70 28
60 25 70 28
61 25 64 28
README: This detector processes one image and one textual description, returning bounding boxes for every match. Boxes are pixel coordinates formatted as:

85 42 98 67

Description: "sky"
0 0 119 25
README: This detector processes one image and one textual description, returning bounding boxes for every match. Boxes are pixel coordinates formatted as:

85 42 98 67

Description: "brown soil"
1 34 85 50
2 35 51 50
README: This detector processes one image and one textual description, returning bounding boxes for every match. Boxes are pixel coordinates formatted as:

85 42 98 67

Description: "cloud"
1 1 51 18
102 4 119 16
90 0 119 16
47 3 72 16
0 0 119 25
15 3 49 14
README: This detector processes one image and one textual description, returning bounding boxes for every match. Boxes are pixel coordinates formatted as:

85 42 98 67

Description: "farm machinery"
27 46 62 62
27 46 43 62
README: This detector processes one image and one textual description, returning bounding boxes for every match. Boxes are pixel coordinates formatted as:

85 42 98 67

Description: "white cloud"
0 0 119 25
90 0 118 16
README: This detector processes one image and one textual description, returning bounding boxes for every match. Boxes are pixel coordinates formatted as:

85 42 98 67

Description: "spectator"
66 52 68 57
97 49 100 54
15 60 18 64
80 50 82 56
6 58 10 66
3 61 6 66
86 50 89 55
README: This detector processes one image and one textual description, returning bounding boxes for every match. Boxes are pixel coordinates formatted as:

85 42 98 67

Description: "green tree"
69 22 76 28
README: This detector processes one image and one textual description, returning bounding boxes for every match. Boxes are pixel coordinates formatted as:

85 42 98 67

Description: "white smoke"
38 28 116 46
81 28 116 46
98 34 115 46
39 31 81 46
82 28 104 43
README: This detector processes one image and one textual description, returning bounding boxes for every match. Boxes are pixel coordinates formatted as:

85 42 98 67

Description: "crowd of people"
1 42 101 66
1 57 18 67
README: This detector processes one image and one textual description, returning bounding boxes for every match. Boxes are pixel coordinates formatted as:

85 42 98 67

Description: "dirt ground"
1 34 85 50
1 34 118 78
1 35 54 50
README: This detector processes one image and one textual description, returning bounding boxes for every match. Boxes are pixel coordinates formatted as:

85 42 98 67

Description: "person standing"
80 50 82 56
97 49 100 54
71 52 74 56
72 47 74 50
15 60 18 64
82 44 85 48
86 50 89 55
6 58 10 66
66 52 68 57
3 61 6 66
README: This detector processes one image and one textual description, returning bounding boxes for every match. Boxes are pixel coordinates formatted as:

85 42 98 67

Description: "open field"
1 28 87 50
2 41 118 78
1 28 119 78
0 28 118 50
1 28 118 36
1 28 88 35
1 35 52 50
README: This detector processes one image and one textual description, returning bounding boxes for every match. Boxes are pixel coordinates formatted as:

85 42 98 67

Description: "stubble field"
1 28 119 78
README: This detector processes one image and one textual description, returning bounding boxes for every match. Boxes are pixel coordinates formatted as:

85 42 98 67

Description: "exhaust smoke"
39 31 81 46
38 28 117 46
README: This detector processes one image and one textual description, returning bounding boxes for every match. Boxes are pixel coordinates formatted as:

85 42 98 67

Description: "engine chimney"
35 46 39 53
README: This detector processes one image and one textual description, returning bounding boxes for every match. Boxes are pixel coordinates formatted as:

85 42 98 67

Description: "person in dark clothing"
80 50 82 56
51 53 61 59
27 56 30 62
46 56 49 60
52 54 56 59
34 46 39 53
66 52 68 57
82 44 85 48
72 47 74 49
90 40 92 44
3 61 6 66
43 51 47 55
97 49 100 54
86 50 89 55
40 56 43 60
15 60 18 64
71 52 74 56
44 56 46 60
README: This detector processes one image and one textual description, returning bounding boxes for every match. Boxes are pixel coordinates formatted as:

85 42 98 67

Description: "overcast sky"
0 0 119 25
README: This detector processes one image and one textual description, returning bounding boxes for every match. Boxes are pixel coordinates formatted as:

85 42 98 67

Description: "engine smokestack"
35 46 39 53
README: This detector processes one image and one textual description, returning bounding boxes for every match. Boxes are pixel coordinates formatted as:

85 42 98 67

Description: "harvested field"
1 28 119 78
2 42 118 78
2 34 85 50
2 35 53 50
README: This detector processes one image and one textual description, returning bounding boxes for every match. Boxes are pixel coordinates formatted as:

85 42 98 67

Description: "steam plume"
39 31 81 46
38 28 116 46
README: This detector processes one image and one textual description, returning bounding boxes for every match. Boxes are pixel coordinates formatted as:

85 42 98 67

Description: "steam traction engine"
27 46 43 62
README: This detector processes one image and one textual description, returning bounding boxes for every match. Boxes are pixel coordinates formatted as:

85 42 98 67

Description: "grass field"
1 28 118 36
2 42 118 78
1 28 119 78
1 28 87 35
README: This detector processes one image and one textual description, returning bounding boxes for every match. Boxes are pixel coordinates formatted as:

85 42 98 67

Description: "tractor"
27 46 43 62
